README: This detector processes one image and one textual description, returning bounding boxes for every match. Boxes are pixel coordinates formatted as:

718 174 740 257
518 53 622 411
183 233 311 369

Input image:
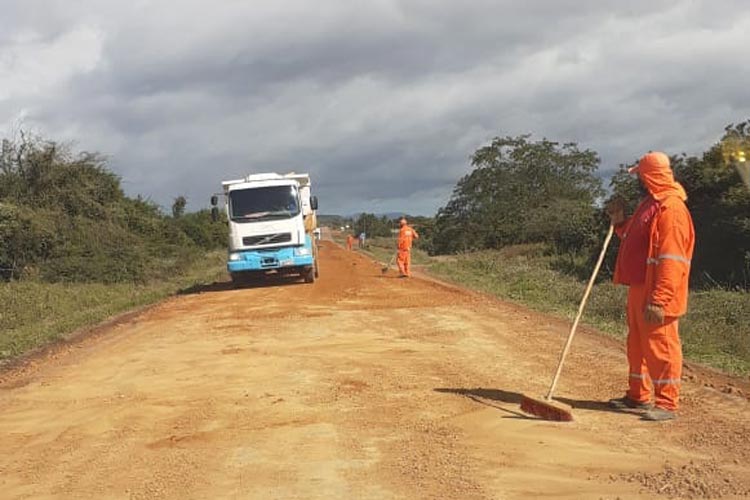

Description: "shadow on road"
554 396 620 413
434 387 531 419
178 281 235 295
435 387 628 419
178 276 307 295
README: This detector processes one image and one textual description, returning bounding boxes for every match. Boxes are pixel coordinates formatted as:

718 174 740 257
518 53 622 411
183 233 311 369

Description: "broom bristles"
520 394 574 422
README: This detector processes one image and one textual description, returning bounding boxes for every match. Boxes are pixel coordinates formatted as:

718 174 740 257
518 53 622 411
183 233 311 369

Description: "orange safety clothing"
626 284 682 411
613 152 695 411
397 224 419 251
346 235 355 251
613 198 659 285
397 223 419 276
397 249 412 277
615 152 695 316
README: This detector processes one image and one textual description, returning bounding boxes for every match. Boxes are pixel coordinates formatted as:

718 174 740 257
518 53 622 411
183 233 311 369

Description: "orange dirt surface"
1 239 749 499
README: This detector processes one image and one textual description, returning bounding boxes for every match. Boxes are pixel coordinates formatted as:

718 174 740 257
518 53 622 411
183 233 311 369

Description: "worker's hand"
605 197 626 226
644 303 665 325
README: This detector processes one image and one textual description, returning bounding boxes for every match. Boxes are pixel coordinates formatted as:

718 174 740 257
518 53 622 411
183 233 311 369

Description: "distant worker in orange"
346 234 355 251
606 152 695 421
396 217 419 278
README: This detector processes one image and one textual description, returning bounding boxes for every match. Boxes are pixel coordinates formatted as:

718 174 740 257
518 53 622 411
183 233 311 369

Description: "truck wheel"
313 246 320 278
303 266 316 283
230 272 244 287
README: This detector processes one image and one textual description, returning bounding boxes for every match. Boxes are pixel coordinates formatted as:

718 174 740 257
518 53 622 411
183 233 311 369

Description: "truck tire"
230 272 243 287
303 266 316 283
313 244 320 278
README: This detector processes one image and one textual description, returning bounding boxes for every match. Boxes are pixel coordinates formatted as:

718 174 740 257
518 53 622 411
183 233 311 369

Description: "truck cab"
212 173 319 284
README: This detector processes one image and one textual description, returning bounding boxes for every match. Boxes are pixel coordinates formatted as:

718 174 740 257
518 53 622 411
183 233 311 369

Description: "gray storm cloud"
1 0 749 215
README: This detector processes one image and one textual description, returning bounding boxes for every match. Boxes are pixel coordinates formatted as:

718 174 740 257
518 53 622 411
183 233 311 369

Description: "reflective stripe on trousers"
626 284 683 411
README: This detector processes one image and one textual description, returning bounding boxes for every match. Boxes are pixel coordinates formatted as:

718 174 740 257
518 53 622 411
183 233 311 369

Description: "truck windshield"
229 185 300 222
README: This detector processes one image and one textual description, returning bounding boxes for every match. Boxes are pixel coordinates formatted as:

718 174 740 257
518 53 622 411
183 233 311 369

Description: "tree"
353 213 393 238
172 195 187 218
433 135 603 254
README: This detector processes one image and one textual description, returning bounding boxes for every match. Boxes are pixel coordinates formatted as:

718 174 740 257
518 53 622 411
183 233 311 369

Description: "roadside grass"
328 230 750 375
335 234 433 267
427 246 750 376
0 251 226 362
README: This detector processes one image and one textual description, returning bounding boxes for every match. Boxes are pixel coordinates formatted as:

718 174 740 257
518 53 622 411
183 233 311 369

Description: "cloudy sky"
2 1 749 215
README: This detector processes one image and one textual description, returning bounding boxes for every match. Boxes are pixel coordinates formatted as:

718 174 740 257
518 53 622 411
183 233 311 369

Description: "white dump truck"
211 173 319 284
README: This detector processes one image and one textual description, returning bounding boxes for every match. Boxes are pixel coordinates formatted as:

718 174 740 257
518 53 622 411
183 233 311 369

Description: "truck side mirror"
210 195 218 206
211 206 219 222
311 196 318 211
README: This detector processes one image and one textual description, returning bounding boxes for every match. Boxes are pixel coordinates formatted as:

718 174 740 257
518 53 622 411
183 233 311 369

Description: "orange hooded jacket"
613 152 695 317
398 224 419 251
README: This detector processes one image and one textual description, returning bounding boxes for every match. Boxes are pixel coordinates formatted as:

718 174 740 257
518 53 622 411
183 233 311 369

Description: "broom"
520 224 615 421
381 252 397 274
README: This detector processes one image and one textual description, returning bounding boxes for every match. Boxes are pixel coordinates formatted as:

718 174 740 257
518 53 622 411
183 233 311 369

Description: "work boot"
642 407 676 421
608 396 653 411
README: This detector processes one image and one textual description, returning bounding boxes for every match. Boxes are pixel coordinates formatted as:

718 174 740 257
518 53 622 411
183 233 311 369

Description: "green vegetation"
348 235 433 268
349 235 750 376
417 124 750 374
434 135 603 255
0 252 225 362
0 135 226 283
427 247 750 376
610 124 750 288
435 125 750 289
1 133 228 360
352 213 396 238
317 214 351 229
348 213 435 252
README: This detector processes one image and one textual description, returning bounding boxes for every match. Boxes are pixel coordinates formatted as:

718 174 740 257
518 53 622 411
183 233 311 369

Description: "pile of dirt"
619 460 750 499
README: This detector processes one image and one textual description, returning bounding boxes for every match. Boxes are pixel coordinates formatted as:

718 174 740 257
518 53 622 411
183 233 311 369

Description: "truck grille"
242 232 292 246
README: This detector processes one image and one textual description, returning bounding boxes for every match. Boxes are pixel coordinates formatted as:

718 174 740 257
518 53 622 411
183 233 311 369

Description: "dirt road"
2 240 749 499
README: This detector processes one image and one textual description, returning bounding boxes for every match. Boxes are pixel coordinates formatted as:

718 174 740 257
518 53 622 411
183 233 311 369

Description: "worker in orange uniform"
606 152 695 421
396 217 419 278
346 234 355 251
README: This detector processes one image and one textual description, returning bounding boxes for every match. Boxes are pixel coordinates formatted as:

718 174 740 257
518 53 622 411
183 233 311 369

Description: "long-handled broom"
520 224 615 421
381 252 397 274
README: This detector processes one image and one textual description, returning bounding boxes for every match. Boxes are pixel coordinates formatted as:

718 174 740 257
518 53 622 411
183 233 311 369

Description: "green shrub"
0 203 59 279
1 135 227 284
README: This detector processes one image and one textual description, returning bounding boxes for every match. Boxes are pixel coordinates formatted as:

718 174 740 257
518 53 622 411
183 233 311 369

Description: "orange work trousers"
397 249 411 277
626 284 682 411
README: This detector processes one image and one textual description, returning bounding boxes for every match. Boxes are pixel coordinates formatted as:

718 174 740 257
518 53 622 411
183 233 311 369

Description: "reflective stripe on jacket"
614 152 695 317
645 196 695 316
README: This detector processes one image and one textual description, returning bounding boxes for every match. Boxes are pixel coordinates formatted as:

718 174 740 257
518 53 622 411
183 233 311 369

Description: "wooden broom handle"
545 224 615 400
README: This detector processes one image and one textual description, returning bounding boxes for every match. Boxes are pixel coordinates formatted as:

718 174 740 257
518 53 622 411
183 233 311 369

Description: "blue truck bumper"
227 243 314 273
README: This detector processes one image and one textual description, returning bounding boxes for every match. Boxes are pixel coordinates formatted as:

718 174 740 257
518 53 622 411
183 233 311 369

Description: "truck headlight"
228 253 242 261
294 247 311 256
